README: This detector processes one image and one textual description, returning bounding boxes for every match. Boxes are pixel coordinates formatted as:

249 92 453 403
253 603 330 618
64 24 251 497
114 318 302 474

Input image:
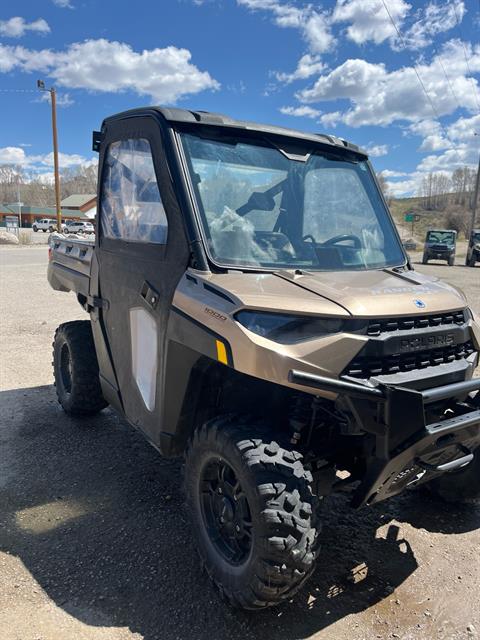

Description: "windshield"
180 132 405 271
427 231 455 244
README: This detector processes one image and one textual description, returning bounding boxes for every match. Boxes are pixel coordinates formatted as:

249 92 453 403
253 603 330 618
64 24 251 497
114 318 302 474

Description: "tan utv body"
48 107 480 610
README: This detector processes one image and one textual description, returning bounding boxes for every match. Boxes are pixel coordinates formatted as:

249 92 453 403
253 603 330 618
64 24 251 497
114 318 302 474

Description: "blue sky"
1 0 479 196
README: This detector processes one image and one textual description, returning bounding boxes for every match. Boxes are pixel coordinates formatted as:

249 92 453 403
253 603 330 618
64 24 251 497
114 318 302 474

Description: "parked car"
32 218 65 233
64 220 95 234
402 238 417 251
466 228 480 267
422 228 457 265
47 106 480 610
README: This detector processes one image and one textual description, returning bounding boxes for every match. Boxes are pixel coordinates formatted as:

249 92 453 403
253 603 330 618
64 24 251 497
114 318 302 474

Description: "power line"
452 1 480 112
432 47 463 114
0 88 39 93
381 0 454 144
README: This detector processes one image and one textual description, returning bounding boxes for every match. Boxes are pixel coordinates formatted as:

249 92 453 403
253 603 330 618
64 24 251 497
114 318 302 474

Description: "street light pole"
37 80 62 232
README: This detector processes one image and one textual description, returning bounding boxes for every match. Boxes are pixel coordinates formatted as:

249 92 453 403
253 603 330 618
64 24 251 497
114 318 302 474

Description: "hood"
275 268 467 316
207 268 467 318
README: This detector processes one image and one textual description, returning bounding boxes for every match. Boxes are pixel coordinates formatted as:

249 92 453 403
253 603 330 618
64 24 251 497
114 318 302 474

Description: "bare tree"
376 172 391 202
0 164 98 208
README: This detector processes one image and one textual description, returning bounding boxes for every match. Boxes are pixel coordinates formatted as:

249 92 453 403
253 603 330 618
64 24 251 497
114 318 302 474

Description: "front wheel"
52 321 108 416
32 226 38 232
425 446 480 504
184 416 320 609
422 253 428 264
448 255 455 266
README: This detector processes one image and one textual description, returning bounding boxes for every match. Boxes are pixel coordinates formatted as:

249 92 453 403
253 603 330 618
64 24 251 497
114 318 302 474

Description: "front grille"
345 341 475 379
367 311 465 337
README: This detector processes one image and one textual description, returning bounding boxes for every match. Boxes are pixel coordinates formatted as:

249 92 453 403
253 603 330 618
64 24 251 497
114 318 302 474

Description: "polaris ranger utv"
48 107 480 610
422 229 457 265
466 228 480 267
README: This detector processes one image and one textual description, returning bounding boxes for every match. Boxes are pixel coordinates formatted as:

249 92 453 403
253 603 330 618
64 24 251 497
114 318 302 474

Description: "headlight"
235 310 345 344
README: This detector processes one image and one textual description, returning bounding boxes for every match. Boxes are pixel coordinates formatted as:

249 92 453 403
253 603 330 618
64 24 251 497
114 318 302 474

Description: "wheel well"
162 356 295 456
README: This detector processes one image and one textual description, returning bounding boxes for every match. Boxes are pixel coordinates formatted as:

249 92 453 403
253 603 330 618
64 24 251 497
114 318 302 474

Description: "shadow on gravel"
386 491 480 535
1 384 475 639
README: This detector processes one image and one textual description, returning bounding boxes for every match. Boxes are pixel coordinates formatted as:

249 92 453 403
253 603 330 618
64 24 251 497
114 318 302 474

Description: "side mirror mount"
236 191 276 216
92 130 103 153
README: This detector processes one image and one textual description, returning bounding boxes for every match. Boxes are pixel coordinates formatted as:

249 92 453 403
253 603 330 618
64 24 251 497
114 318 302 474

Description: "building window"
101 138 168 244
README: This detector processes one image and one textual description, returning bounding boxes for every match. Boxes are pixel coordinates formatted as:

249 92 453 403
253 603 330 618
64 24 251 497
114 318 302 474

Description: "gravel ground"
0 245 479 640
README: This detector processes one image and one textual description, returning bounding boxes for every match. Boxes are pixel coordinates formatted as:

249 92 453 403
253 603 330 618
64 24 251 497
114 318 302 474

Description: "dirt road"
0 246 479 640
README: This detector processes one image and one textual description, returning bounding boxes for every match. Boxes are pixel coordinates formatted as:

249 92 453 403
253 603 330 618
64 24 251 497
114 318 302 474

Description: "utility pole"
16 178 23 229
37 80 62 232
470 144 480 237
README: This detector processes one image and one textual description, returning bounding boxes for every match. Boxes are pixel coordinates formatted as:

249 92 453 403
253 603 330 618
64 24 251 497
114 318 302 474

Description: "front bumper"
289 370 480 507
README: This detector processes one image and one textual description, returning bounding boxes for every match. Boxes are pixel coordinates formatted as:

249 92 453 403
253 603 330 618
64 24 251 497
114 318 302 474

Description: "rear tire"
52 321 108 416
425 447 480 504
468 255 476 267
184 416 320 609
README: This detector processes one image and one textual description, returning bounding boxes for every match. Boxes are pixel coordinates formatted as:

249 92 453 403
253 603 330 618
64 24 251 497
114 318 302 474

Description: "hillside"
388 195 473 242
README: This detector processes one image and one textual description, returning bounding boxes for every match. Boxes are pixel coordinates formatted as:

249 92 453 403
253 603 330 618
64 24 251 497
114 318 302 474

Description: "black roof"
102 106 367 157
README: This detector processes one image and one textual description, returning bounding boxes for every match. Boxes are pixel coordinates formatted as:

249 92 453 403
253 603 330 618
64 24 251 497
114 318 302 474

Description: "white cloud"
52 0 73 8
364 143 389 157
38 91 75 107
0 17 50 38
385 174 423 196
39 151 94 168
0 147 27 164
280 105 321 118
384 112 480 196
332 0 410 46
275 54 325 84
400 0 466 50
379 169 408 178
415 114 480 173
0 146 98 173
331 0 465 50
0 39 219 103
298 40 480 127
237 0 334 54
319 110 342 128
407 120 452 152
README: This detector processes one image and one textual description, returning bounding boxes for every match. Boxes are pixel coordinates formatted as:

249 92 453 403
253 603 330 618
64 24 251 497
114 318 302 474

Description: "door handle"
140 281 160 310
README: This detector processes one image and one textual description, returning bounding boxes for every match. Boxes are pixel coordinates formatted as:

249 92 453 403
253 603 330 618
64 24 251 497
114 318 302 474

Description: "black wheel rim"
199 457 253 566
60 343 73 394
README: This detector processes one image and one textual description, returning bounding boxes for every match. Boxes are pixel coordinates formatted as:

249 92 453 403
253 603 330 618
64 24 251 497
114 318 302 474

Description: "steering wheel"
302 234 317 244
323 234 362 249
